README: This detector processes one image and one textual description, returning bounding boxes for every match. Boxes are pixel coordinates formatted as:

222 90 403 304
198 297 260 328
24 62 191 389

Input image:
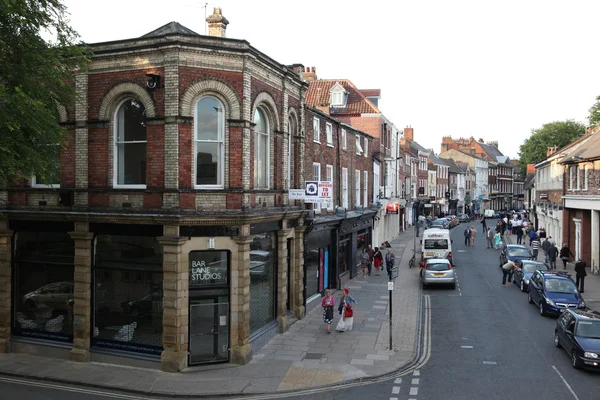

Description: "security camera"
146 74 160 90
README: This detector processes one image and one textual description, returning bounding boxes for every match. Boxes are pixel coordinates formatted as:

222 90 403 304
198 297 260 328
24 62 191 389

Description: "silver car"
421 258 456 289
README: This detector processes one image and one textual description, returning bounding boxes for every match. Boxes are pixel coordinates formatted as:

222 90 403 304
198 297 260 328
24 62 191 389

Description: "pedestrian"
464 226 472 246
322 289 335 334
574 259 587 293
494 231 502 249
343 300 354 331
481 217 487 233
501 260 517 286
367 244 374 276
516 225 523 245
559 244 574 270
539 228 547 240
528 229 536 246
531 236 540 260
373 246 383 276
541 237 551 263
495 220 502 234
507 220 512 236
547 242 559 270
470 226 477 246
336 288 357 332
359 247 370 279
486 227 494 249
385 247 395 279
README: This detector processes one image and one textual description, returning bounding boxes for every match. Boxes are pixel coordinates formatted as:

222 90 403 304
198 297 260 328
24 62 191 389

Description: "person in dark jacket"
559 244 574 270
574 259 587 293
464 227 472 246
547 243 559 270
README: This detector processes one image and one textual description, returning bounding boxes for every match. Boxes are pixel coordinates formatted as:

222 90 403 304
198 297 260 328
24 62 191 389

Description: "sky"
61 0 600 159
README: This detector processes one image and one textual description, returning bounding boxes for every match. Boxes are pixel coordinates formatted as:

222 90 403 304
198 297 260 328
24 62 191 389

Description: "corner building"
0 12 310 371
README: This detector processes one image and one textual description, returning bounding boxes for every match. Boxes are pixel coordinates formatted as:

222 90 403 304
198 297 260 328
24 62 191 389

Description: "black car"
499 244 533 267
512 260 548 292
528 270 586 317
554 309 600 370
457 214 470 223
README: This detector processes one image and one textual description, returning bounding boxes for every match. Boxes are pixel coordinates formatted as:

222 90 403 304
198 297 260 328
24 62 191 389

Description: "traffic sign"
388 282 394 291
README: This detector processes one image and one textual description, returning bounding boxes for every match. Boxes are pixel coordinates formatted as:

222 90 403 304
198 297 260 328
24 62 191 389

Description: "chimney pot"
206 7 229 38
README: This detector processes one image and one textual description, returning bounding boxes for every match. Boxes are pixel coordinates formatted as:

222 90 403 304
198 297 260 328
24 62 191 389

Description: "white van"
420 228 453 267
484 209 495 218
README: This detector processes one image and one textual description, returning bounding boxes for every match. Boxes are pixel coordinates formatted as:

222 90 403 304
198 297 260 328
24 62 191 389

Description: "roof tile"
306 80 380 115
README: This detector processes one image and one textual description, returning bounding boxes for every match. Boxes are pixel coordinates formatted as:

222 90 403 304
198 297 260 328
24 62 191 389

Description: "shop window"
92 235 163 356
13 232 74 342
338 238 350 275
305 248 320 300
249 232 277 333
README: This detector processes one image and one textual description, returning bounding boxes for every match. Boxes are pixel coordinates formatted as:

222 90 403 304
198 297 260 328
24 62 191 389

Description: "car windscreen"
575 321 600 339
424 239 448 250
508 248 531 258
544 278 578 294
427 262 451 271
521 263 547 273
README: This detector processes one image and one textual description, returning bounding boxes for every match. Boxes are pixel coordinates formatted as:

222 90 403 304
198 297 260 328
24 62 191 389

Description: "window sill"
31 184 61 189
313 140 321 144
342 148 347 152
194 185 224 190
114 185 147 189
327 143 334 148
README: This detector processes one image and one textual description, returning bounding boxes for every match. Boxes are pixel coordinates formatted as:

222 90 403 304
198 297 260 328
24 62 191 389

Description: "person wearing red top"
373 246 383 276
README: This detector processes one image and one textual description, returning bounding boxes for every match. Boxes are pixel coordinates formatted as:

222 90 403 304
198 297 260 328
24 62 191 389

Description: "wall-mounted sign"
208 237 215 249
386 203 399 214
189 250 228 287
539 193 548 201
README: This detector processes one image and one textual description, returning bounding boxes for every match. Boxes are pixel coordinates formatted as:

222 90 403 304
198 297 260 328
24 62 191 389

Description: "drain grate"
303 352 324 360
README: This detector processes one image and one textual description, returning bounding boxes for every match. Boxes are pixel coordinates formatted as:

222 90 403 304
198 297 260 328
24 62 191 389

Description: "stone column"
68 222 94 362
158 225 189 372
74 73 89 207
276 229 291 333
162 50 180 209
0 221 13 353
231 228 252 365
292 225 306 319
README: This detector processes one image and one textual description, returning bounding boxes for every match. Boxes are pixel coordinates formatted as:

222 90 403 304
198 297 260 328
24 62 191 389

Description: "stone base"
277 315 289 333
294 305 305 320
0 338 9 353
230 343 252 365
69 348 90 362
161 349 188 372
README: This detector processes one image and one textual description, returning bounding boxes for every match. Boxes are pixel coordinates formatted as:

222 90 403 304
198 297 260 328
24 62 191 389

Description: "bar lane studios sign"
189 251 228 287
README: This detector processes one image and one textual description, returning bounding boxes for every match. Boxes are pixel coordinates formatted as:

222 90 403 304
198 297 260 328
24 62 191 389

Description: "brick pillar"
0 221 13 353
68 222 94 362
276 229 291 333
231 229 252 365
292 225 306 319
74 73 89 207
158 225 189 372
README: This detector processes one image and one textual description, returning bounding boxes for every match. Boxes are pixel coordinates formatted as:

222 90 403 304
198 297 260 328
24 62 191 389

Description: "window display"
249 233 277 333
92 235 163 355
12 232 74 342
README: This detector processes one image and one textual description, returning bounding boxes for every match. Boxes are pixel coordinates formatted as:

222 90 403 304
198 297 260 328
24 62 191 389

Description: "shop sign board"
189 251 228 287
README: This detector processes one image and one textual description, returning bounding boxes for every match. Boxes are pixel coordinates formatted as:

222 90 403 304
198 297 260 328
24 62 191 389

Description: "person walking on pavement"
531 236 541 260
359 247 370 279
373 246 383 276
366 244 374 276
481 217 487 233
528 228 537 246
470 226 477 246
547 242 559 270
541 237 551 263
559 244 574 269
502 260 517 286
464 226 472 246
322 289 335 334
486 227 494 249
574 259 587 293
507 219 513 236
516 225 523 245
385 247 395 279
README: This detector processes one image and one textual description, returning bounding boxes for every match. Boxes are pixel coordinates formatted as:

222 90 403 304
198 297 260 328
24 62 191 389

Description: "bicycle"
409 249 416 269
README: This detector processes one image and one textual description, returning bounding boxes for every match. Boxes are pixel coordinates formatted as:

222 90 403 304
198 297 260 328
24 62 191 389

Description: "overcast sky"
62 0 600 159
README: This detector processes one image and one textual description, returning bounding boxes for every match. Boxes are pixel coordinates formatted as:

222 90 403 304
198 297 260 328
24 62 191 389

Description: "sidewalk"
504 233 600 311
0 230 422 397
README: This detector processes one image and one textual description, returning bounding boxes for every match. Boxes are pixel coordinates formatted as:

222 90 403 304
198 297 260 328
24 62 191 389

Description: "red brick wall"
61 129 76 188
251 78 283 118
229 126 243 189
143 193 162 209
180 192 195 209
8 192 26 206
146 124 164 188
226 193 242 209
89 193 109 207
178 67 243 100
88 127 109 188
179 124 192 189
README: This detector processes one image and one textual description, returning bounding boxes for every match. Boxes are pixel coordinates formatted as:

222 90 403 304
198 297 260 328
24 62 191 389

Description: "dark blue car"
555 309 600 370
512 260 548 292
528 271 586 317
499 244 533 268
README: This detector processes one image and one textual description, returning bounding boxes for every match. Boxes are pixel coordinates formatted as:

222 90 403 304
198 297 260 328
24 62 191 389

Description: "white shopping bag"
335 318 346 332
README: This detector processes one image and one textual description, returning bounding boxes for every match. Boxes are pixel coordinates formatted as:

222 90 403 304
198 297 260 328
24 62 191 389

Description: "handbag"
335 318 346 332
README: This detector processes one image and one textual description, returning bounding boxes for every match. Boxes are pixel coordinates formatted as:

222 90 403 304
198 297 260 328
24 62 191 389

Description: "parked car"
499 244 533 267
457 214 470 223
528 270 586 317
121 290 163 318
421 258 456 289
431 218 450 229
554 309 600 370
22 281 74 312
512 260 548 292
250 250 271 277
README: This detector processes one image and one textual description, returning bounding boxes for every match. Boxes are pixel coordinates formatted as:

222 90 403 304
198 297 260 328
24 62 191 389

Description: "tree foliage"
588 95 600 127
0 0 89 186
517 120 586 178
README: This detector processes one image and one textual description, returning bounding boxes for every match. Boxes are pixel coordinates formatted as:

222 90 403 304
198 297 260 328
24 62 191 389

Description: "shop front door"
189 296 229 365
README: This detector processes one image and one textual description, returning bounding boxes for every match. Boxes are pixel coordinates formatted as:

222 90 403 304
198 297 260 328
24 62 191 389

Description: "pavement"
0 229 422 397
504 232 600 311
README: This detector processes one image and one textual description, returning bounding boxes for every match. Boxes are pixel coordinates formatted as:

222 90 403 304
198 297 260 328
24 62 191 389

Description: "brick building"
0 10 316 372
401 127 432 219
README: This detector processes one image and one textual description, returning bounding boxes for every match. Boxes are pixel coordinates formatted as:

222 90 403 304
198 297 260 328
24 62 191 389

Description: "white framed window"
363 171 368 207
326 164 334 210
355 169 361 207
195 96 225 188
114 98 147 188
326 123 333 146
341 129 347 150
288 115 296 189
341 167 348 208
355 135 363 155
363 137 368 158
313 162 321 211
254 108 270 189
575 165 580 190
331 91 344 106
584 165 589 190
569 166 573 191
313 117 320 143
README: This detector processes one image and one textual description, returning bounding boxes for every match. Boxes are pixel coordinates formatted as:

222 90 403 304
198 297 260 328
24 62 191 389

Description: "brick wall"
88 127 109 188
61 129 76 188
178 67 243 100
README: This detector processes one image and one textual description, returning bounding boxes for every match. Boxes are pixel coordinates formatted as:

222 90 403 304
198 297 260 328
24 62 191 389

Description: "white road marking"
390 398 398 400
411 378 420 385
413 369 421 376
394 378 402 384
483 361 497 365
391 386 400 394
552 365 580 400
410 387 419 395
461 345 474 349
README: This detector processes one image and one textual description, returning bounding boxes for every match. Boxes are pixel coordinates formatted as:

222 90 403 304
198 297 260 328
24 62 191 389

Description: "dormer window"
329 82 346 107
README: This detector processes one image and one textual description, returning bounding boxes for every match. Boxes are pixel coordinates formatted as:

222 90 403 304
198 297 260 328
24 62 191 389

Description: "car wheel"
539 302 545 316
422 282 427 290
520 280 525 292
450 283 456 290
572 351 582 369
528 292 534 304
554 331 562 348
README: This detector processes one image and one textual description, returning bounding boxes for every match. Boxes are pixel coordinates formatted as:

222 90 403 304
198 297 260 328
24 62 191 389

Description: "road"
1 225 597 399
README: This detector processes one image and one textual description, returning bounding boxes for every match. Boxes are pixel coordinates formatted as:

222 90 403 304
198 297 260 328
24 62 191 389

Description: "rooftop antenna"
202 3 208 35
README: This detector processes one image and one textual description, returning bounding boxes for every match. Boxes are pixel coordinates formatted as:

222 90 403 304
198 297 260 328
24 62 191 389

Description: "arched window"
288 115 296 189
195 97 225 187
114 99 146 187
254 108 269 188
